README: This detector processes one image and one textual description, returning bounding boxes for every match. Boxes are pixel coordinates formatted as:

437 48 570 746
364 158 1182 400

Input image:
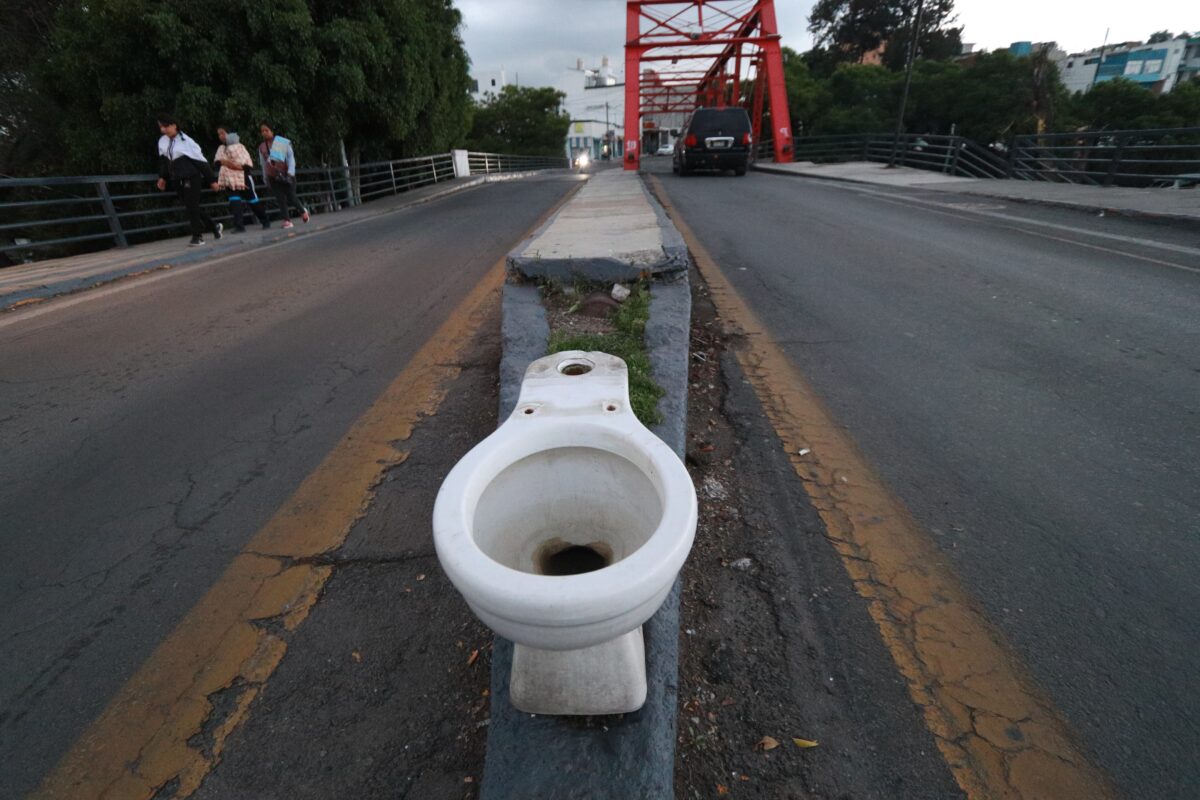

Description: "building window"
1124 61 1143 75
1143 59 1163 74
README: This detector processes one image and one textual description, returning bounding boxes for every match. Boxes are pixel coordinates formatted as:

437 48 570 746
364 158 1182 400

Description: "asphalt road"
649 161 1200 799
0 175 576 798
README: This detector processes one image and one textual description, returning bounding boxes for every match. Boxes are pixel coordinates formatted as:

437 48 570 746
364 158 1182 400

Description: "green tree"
465 86 570 157
809 0 958 68
1071 78 1161 130
8 0 471 176
0 0 66 174
1159 80 1200 128
817 64 899 133
781 47 831 133
1147 31 1174 44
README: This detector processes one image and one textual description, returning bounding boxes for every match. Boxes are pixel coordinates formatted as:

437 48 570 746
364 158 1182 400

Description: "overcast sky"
457 0 1196 87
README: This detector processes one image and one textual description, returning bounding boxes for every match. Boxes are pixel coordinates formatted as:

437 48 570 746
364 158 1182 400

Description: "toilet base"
509 627 647 715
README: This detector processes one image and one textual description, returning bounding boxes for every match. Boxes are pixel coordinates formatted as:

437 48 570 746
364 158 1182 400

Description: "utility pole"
1090 27 1110 90
889 0 925 168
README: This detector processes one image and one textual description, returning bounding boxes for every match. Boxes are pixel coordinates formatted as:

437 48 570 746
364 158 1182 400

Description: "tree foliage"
783 46 1200 144
809 0 960 68
1 0 472 176
465 86 570 157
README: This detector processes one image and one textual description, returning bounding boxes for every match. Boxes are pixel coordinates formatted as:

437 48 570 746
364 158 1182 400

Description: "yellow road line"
648 175 1118 800
33 183 582 800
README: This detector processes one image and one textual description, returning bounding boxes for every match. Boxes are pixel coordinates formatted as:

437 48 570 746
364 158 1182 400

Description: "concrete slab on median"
509 169 688 282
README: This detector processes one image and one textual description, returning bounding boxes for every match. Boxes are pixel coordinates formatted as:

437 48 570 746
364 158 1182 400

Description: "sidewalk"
755 161 1200 223
0 174 536 310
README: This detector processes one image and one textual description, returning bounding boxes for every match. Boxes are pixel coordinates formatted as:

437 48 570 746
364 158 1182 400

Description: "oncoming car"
673 107 753 176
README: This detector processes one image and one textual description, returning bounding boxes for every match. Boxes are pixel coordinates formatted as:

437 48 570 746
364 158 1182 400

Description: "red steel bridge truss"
623 0 795 169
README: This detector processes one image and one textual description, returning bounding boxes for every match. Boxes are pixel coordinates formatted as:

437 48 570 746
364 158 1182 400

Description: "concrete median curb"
483 172 693 799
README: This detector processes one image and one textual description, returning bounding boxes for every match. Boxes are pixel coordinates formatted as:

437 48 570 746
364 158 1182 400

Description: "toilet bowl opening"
470 446 664 575
535 539 614 576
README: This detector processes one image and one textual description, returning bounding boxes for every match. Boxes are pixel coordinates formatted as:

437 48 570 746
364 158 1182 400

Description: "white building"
560 57 628 162
470 68 511 102
1055 35 1196 95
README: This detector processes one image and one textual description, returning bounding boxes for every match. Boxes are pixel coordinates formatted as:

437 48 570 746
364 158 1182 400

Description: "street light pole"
889 0 925 168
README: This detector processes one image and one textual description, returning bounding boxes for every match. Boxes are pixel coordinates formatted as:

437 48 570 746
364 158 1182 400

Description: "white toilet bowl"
433 351 697 715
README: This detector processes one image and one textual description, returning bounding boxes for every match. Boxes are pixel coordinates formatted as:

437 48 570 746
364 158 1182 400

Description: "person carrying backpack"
214 126 270 232
155 114 223 247
257 122 309 229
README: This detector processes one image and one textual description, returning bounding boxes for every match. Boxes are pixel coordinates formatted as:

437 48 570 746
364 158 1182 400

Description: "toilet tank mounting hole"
558 358 594 376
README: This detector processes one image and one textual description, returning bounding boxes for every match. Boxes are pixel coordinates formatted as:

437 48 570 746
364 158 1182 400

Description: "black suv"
673 107 753 176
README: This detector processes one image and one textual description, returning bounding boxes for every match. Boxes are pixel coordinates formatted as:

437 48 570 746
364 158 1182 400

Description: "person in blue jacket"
257 122 309 229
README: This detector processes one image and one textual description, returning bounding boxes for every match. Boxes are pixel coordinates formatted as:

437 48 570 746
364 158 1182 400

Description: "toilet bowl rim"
433 416 697 627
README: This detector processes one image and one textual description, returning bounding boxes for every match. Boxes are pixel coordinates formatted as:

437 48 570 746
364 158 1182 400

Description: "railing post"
326 168 338 212
1006 141 1017 179
96 181 128 248
389 162 397 195
1105 136 1125 187
429 155 437 183
949 138 962 176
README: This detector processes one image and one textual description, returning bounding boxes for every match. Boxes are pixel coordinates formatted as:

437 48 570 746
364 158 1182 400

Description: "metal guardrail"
758 133 1009 179
1 151 566 262
466 152 568 175
1009 127 1200 187
757 129 1200 188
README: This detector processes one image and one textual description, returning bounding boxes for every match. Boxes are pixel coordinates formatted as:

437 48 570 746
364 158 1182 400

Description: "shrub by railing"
1009 128 1200 187
1 151 567 263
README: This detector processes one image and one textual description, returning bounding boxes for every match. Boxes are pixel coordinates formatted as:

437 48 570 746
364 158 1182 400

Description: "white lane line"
803 178 1200 261
867 194 1200 275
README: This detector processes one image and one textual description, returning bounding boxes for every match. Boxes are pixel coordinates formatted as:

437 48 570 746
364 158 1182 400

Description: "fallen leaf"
351 650 362 663
758 735 779 751
463 776 474 784
721 697 736 707
700 444 715 452
793 737 819 749
716 784 729 795
482 689 490 697
467 649 480 666
739 774 750 782
416 573 426 581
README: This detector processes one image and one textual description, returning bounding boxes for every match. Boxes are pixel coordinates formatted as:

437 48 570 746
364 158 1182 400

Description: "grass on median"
547 282 664 426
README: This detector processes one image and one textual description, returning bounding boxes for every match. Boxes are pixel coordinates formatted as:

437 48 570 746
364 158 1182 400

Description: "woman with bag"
258 122 309 229
155 114 223 247
214 126 270 232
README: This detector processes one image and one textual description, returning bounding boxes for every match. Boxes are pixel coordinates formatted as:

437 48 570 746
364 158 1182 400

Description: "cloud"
457 0 813 88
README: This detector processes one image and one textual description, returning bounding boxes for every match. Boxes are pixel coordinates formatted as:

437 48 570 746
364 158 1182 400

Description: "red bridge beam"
624 0 794 169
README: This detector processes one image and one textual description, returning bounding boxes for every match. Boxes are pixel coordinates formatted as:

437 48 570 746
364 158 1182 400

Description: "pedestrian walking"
258 122 309 229
215 127 270 232
155 114 223 247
